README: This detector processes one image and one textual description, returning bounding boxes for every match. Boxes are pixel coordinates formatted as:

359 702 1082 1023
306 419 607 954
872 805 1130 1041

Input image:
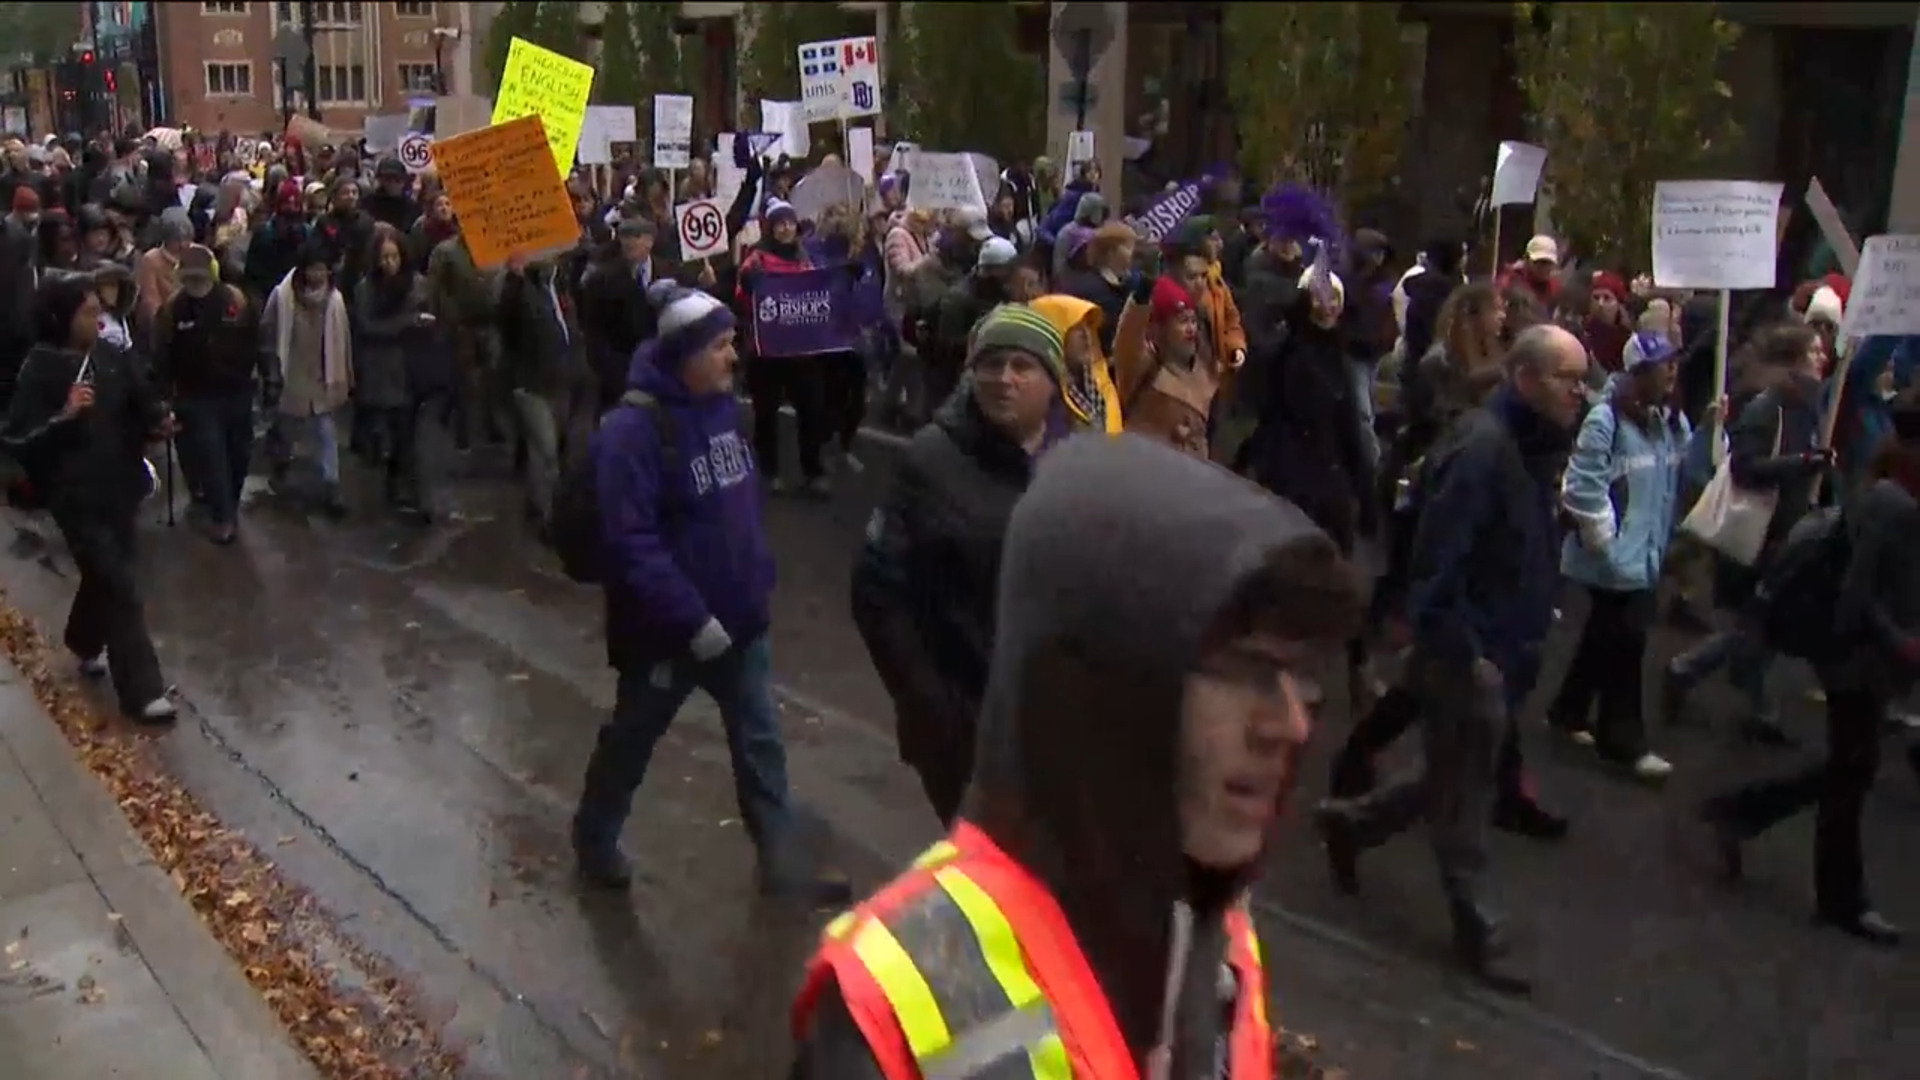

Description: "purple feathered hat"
1259 183 1344 266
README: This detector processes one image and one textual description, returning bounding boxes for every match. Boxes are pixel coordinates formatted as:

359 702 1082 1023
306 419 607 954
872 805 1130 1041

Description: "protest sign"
1805 177 1861 279
798 36 882 122
846 126 875 184
760 101 808 160
1843 235 1920 338
676 198 731 261
398 132 434 173
1126 179 1205 244
653 94 693 170
1490 141 1548 207
905 152 986 213
1067 130 1095 171
752 267 859 357
430 114 579 270
364 113 407 152
791 164 865 221
491 37 595 174
1651 180 1782 291
578 105 634 165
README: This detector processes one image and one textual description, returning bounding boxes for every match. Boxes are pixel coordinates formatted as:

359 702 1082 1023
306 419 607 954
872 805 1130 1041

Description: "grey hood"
961 432 1352 1060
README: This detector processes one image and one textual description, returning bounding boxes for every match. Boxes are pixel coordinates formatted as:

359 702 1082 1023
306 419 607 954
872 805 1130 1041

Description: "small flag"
843 39 875 67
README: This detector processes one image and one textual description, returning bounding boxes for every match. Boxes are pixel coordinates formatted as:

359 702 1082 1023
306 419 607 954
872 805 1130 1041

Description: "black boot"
1313 802 1361 895
1697 801 1744 881
1493 794 1569 841
572 831 635 890
756 844 853 906
1450 902 1531 995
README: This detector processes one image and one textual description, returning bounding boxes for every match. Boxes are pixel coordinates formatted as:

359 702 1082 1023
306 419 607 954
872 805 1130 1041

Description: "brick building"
155 1 474 135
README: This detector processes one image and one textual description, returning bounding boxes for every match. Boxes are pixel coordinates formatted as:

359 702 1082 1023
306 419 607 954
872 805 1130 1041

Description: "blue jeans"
572 634 792 854
176 392 254 526
1670 627 1776 724
1349 358 1380 467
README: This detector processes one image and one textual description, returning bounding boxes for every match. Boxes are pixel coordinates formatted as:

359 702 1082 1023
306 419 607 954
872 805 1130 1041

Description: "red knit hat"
1148 276 1192 323
1821 272 1851 308
11 186 39 213
1590 270 1628 301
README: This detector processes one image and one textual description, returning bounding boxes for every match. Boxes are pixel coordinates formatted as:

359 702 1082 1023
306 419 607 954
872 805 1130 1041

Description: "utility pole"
299 0 320 120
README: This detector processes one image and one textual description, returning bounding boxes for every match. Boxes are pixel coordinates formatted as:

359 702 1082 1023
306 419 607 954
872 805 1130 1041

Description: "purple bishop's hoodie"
593 338 775 667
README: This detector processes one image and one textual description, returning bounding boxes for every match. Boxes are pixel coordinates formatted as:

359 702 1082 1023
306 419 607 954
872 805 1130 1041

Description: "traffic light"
104 69 115 91
80 50 94 66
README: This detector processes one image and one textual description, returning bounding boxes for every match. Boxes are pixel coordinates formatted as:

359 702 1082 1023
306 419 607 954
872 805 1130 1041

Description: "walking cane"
163 439 176 527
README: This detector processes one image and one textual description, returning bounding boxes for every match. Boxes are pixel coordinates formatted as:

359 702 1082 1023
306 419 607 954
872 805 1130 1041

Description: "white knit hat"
1805 284 1844 327
647 283 737 372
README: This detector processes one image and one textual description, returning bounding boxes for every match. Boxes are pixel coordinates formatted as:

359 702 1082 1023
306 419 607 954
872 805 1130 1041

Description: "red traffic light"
104 71 116 91
80 50 94 65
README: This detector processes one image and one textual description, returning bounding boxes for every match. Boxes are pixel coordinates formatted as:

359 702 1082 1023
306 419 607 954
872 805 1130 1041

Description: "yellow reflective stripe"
825 910 857 941
1245 924 1262 966
933 866 1045 1008
851 918 952 1060
1028 1030 1072 1079
913 840 960 870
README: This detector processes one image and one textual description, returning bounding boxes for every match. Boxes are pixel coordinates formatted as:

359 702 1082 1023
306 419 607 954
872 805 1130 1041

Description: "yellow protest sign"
429 114 580 271
490 37 594 174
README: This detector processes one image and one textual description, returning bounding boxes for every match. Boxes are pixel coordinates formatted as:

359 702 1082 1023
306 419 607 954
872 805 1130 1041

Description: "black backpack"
550 389 678 584
1752 506 1851 662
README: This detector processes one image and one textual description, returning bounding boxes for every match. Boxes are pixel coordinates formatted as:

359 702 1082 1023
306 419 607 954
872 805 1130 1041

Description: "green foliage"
479 0 537 89
0 2 82 62
1222 2 1409 208
526 0 586 60
480 1 586 91
738 1 871 148
892 2 1041 161
1513 2 1741 268
596 1 693 145
593 1 644 107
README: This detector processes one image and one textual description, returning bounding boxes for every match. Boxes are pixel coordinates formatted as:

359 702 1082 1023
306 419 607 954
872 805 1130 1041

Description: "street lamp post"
431 26 461 95
299 0 320 120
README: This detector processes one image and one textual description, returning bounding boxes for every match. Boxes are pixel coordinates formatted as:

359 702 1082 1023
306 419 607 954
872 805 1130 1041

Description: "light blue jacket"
1560 384 1692 592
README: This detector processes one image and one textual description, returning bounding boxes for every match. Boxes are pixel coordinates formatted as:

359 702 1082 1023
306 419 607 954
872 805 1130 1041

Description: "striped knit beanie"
969 303 1068 386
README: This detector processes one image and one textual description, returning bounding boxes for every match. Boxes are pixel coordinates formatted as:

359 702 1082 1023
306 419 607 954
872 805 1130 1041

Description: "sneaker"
134 696 176 724
1630 752 1673 782
78 652 108 679
574 844 635 890
1570 729 1597 748
841 452 865 475
801 476 833 500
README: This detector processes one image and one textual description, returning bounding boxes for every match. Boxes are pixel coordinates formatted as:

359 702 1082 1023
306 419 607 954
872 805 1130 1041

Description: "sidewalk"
0 659 319 1079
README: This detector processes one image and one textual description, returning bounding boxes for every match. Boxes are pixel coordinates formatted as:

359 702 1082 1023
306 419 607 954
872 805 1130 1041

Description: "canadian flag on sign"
843 39 876 67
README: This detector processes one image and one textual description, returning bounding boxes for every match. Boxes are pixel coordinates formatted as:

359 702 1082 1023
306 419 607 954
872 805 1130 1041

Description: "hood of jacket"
961 432 1342 1058
90 261 136 318
1029 293 1100 349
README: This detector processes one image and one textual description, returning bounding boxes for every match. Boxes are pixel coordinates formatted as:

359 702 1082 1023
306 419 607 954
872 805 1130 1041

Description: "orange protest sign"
428 113 579 270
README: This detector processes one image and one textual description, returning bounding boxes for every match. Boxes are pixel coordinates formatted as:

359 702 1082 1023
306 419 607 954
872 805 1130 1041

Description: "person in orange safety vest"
790 433 1367 1079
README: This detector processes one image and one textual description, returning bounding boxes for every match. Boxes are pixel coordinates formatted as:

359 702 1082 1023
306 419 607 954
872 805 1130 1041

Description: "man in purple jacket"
570 284 851 904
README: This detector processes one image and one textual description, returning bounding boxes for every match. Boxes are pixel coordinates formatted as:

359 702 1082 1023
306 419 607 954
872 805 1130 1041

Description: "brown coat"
1111 299 1222 459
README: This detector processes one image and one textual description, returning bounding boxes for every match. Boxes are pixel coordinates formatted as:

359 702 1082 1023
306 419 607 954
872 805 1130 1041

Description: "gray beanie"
157 206 193 244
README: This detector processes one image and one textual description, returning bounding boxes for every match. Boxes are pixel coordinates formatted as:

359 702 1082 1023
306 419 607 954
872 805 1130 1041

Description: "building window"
316 63 366 103
398 63 437 92
396 1 434 16
321 1 364 25
205 62 253 97
204 1 248 13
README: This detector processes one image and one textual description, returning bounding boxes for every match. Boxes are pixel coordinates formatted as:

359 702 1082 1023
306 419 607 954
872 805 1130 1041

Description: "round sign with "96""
399 132 434 172
676 198 728 258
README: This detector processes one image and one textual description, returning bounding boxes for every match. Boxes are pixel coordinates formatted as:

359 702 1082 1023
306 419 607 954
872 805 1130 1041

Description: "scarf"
1064 366 1107 431
270 270 351 393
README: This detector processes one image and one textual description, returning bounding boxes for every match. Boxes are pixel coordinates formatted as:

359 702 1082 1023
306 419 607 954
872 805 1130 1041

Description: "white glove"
689 617 733 662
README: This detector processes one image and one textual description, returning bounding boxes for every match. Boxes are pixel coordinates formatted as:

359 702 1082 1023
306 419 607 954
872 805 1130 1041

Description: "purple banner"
751 267 860 357
1126 179 1206 244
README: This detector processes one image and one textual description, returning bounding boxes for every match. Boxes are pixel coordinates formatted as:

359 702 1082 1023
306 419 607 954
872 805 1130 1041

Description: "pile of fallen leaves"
1277 1027 1348 1079
0 601 463 1080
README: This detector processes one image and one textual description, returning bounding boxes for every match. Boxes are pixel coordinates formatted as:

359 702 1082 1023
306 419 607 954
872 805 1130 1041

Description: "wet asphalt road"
0 422 1916 1080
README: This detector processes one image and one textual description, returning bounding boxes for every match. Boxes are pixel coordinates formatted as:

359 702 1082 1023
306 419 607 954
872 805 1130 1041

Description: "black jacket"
850 391 1033 775
2 341 167 514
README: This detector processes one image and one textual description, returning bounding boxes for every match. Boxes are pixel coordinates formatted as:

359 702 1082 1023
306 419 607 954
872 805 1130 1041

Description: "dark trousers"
175 392 254 527
573 635 792 855
1706 671 1882 918
1548 586 1655 760
820 349 867 452
51 503 164 712
747 355 825 482
1333 667 1533 805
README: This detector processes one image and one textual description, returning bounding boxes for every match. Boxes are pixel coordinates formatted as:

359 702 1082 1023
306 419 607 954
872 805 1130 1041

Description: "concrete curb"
0 659 321 1080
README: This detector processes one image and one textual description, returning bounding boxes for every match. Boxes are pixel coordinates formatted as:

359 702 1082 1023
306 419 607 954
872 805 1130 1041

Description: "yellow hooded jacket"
1030 294 1123 434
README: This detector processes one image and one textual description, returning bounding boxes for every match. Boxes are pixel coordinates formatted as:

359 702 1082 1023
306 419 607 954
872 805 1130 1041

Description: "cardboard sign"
1843 234 1920 338
430 115 580 270
1651 180 1783 291
490 37 595 173
676 198 730 261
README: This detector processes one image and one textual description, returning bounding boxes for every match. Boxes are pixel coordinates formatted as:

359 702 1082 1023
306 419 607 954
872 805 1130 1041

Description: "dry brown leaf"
0 599 464 1080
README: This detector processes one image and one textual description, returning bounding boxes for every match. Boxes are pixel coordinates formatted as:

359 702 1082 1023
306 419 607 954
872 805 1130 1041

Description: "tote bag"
1679 406 1781 566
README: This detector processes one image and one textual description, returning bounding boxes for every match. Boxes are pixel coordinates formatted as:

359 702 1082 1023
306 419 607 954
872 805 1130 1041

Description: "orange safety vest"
792 821 1274 1080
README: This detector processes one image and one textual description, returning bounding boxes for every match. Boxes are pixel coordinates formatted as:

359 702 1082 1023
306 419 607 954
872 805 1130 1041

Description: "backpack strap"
616 389 678 473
